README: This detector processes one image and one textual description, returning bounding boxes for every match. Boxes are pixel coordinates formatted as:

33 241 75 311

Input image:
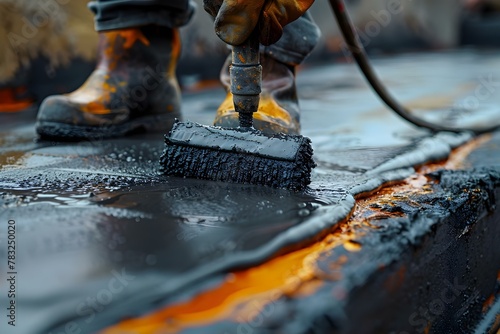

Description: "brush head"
160 121 316 191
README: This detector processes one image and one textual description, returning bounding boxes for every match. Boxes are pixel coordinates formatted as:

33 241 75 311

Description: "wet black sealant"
0 117 474 334
1 50 500 333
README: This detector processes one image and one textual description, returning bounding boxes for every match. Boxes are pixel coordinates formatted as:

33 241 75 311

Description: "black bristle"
160 135 315 191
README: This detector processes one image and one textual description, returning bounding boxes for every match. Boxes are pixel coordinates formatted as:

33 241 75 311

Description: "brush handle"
230 33 262 129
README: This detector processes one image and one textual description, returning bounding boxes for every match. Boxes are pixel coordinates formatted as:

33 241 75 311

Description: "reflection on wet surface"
0 50 499 333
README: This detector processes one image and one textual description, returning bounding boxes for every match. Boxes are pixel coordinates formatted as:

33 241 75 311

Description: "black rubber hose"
328 0 500 134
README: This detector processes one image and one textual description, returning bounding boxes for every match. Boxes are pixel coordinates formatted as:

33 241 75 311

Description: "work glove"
203 0 315 46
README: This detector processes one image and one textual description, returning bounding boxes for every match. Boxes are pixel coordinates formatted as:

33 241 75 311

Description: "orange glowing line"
102 241 336 334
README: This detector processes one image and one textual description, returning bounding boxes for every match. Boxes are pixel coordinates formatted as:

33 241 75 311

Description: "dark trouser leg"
88 0 195 31
263 12 321 66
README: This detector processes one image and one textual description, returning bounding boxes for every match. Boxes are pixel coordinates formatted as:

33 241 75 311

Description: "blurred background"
1 0 500 112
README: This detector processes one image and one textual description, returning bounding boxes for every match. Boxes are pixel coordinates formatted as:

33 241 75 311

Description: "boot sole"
36 113 180 141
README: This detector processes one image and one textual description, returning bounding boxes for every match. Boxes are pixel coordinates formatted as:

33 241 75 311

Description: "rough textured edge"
298 168 500 333
187 167 500 334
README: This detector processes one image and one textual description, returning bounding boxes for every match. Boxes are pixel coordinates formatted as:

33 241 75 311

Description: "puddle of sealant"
0 176 352 334
3 126 456 334
0 117 474 334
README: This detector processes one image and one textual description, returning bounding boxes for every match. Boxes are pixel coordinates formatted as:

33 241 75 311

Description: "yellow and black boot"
214 53 301 135
36 25 181 139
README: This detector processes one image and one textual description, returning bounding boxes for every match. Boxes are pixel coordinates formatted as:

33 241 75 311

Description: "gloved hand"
204 0 315 46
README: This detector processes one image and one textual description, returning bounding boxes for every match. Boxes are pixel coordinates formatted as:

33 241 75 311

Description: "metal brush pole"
230 33 262 129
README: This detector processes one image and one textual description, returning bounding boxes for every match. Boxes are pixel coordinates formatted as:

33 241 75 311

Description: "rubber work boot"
214 53 300 135
0 86 33 112
36 25 181 139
